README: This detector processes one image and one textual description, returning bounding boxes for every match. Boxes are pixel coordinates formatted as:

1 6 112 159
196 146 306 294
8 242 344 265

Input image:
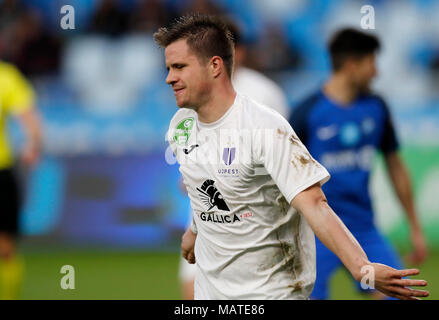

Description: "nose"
166 69 177 85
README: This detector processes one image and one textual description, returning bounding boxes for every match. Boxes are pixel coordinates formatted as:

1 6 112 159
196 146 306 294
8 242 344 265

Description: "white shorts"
179 204 197 283
178 256 197 282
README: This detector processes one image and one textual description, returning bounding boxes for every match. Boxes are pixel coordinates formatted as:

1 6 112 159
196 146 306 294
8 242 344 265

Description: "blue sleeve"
378 98 399 154
288 94 319 147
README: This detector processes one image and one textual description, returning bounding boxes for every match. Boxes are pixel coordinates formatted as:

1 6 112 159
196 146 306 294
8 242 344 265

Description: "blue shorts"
310 228 403 300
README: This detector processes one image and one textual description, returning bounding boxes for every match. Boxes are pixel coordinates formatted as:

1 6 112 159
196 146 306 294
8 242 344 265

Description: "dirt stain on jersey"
277 128 288 137
298 155 311 165
291 152 312 168
288 280 304 292
256 205 304 287
289 134 300 146
278 196 289 216
291 160 298 169
289 133 317 168
269 214 304 281
292 214 303 276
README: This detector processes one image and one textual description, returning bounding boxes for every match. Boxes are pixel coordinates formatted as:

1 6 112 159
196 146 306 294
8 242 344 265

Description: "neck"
197 80 236 124
324 72 358 106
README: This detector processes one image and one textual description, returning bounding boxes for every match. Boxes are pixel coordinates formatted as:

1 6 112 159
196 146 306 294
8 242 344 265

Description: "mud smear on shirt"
288 280 304 292
276 238 301 277
291 155 311 168
285 214 305 293
277 128 288 137
256 213 304 294
289 133 317 168
278 196 289 216
289 134 301 146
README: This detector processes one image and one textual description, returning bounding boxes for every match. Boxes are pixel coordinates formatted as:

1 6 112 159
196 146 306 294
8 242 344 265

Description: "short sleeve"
3 65 35 115
254 114 330 204
379 98 399 154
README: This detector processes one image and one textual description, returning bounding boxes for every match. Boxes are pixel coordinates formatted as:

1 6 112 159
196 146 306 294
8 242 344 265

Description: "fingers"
382 289 423 301
387 285 429 299
389 293 421 301
373 263 429 300
392 278 427 287
182 248 188 260
182 248 196 264
181 228 196 264
187 252 196 264
393 268 420 278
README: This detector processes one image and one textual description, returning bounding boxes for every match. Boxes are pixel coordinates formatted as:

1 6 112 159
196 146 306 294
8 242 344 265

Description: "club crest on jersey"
222 147 236 165
197 179 230 211
218 146 239 177
173 117 194 146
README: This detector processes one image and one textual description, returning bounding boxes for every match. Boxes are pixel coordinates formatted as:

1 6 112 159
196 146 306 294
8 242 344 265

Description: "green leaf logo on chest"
174 117 194 146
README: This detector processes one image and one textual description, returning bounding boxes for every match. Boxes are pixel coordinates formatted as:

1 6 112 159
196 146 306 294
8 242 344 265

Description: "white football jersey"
167 94 330 299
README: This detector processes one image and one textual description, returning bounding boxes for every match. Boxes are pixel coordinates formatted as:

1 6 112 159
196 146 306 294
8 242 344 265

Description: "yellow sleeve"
3 64 35 115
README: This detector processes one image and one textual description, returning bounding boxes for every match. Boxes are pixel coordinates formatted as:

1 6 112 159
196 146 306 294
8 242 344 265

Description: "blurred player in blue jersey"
289 28 428 300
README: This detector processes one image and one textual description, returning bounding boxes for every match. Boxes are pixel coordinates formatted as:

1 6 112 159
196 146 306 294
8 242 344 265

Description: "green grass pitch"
15 247 438 300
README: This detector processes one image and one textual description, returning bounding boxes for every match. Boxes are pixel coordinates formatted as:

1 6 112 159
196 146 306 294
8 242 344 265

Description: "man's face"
165 39 211 109
348 53 378 92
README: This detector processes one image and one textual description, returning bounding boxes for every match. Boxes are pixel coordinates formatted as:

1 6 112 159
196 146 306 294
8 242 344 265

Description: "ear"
209 56 223 78
343 57 356 72
345 56 363 72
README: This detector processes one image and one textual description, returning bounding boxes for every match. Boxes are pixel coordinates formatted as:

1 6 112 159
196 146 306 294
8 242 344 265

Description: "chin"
177 102 189 109
177 100 197 110
176 99 187 108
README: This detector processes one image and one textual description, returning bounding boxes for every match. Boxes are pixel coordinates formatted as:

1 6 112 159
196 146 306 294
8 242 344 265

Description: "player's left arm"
292 184 429 300
379 98 427 265
384 151 428 265
291 184 369 281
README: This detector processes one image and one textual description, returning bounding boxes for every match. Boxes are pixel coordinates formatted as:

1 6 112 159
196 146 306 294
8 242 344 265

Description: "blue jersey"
289 90 399 232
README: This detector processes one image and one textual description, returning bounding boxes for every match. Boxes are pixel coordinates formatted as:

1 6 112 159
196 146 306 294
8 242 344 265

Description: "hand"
182 227 197 264
405 229 428 265
368 263 429 300
179 177 188 194
20 144 40 168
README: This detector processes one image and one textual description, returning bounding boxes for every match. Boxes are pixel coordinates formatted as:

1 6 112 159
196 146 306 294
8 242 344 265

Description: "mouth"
173 87 185 96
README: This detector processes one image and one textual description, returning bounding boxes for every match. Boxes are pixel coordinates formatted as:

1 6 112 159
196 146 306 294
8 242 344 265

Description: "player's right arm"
167 109 198 264
292 183 429 300
384 152 427 265
182 225 196 264
378 98 427 265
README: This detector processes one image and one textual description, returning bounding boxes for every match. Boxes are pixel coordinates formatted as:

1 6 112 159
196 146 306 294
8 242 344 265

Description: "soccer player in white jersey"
177 19 290 299
154 14 429 300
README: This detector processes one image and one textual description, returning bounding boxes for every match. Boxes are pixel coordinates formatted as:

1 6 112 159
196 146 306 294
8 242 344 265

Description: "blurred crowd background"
0 0 438 299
